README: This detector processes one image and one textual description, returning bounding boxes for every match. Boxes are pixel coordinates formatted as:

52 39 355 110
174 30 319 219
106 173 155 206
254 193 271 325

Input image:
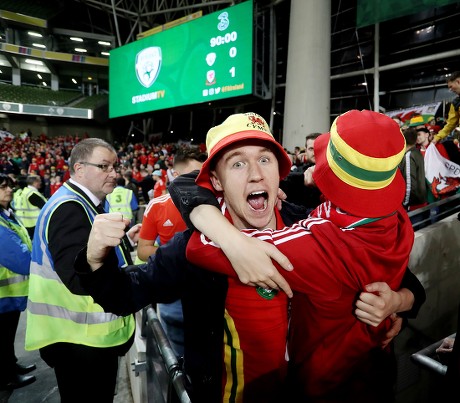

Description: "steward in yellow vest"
13 174 46 239
25 138 135 402
105 177 138 227
0 173 37 389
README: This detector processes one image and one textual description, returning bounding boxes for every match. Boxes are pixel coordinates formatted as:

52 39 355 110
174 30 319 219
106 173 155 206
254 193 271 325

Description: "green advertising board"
109 0 253 118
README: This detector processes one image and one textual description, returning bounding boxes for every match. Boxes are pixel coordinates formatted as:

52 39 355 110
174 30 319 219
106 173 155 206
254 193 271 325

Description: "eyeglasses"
0 183 13 189
80 161 120 173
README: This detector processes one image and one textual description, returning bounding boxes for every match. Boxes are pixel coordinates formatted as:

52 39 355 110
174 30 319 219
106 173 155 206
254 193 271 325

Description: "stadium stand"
0 84 81 106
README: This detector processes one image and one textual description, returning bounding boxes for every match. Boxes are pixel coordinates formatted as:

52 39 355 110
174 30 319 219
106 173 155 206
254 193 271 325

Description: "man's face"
305 138 316 164
0 180 13 209
448 78 460 96
210 142 280 231
73 146 118 199
416 127 430 146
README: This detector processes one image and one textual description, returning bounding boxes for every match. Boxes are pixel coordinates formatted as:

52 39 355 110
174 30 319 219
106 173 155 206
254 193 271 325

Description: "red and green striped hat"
313 109 406 217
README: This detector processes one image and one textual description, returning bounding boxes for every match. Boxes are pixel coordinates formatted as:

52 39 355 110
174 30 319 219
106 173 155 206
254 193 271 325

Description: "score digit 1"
229 46 237 77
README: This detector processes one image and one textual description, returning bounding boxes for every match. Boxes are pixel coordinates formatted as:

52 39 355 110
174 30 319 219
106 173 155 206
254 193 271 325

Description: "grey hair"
68 138 116 175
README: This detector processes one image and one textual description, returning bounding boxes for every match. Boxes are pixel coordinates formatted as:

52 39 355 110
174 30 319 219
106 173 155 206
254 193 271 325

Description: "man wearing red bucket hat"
178 111 295 402
176 110 422 402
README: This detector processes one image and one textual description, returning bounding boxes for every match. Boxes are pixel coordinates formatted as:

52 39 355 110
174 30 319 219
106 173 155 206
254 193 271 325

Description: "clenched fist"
87 213 131 271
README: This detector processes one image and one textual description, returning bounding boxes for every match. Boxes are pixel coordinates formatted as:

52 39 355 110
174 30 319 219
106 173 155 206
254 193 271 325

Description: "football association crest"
135 47 162 88
206 52 216 66
206 70 216 85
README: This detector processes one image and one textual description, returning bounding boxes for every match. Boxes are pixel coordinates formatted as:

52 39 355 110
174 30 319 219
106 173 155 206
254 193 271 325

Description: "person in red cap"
189 112 296 402
175 110 423 402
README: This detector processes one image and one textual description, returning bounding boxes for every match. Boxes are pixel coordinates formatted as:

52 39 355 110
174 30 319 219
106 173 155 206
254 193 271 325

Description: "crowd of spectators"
281 113 460 226
1 111 459 215
0 131 206 205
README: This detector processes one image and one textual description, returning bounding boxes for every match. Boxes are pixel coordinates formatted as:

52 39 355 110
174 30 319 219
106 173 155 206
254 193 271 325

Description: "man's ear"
72 162 82 176
210 171 223 192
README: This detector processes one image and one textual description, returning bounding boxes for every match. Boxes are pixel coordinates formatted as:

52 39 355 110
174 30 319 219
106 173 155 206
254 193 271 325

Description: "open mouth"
247 191 268 211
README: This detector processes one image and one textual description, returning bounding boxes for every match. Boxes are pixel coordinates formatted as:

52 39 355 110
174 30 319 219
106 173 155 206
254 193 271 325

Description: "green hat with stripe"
313 109 406 218
408 114 434 127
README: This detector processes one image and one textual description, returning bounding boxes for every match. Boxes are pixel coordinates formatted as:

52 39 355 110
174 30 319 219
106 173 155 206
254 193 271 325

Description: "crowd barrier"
410 301 460 401
144 306 190 403
126 306 190 403
411 333 455 376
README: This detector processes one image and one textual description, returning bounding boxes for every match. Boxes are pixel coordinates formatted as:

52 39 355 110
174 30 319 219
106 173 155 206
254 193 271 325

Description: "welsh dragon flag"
424 143 460 199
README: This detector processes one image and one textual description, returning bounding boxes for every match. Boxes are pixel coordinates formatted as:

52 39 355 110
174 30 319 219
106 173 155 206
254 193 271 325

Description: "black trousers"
0 310 21 380
39 342 121 403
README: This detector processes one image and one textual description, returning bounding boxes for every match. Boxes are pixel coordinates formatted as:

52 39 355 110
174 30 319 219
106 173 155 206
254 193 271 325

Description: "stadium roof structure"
0 0 242 90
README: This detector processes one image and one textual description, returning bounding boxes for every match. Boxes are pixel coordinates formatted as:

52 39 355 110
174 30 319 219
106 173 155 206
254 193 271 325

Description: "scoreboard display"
109 0 253 118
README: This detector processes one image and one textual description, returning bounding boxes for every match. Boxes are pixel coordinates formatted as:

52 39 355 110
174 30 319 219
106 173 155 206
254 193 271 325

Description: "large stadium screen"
109 0 253 119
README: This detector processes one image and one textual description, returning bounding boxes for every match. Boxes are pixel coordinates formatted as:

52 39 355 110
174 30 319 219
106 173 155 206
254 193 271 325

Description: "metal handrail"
145 306 191 403
408 193 460 218
410 333 456 376
408 193 460 230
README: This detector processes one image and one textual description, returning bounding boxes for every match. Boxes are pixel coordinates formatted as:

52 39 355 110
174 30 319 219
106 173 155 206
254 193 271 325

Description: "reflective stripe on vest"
25 185 135 351
0 217 31 298
0 269 28 298
107 187 133 220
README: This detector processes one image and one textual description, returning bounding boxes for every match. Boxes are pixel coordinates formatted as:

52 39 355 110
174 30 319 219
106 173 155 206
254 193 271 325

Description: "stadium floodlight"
25 59 44 66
